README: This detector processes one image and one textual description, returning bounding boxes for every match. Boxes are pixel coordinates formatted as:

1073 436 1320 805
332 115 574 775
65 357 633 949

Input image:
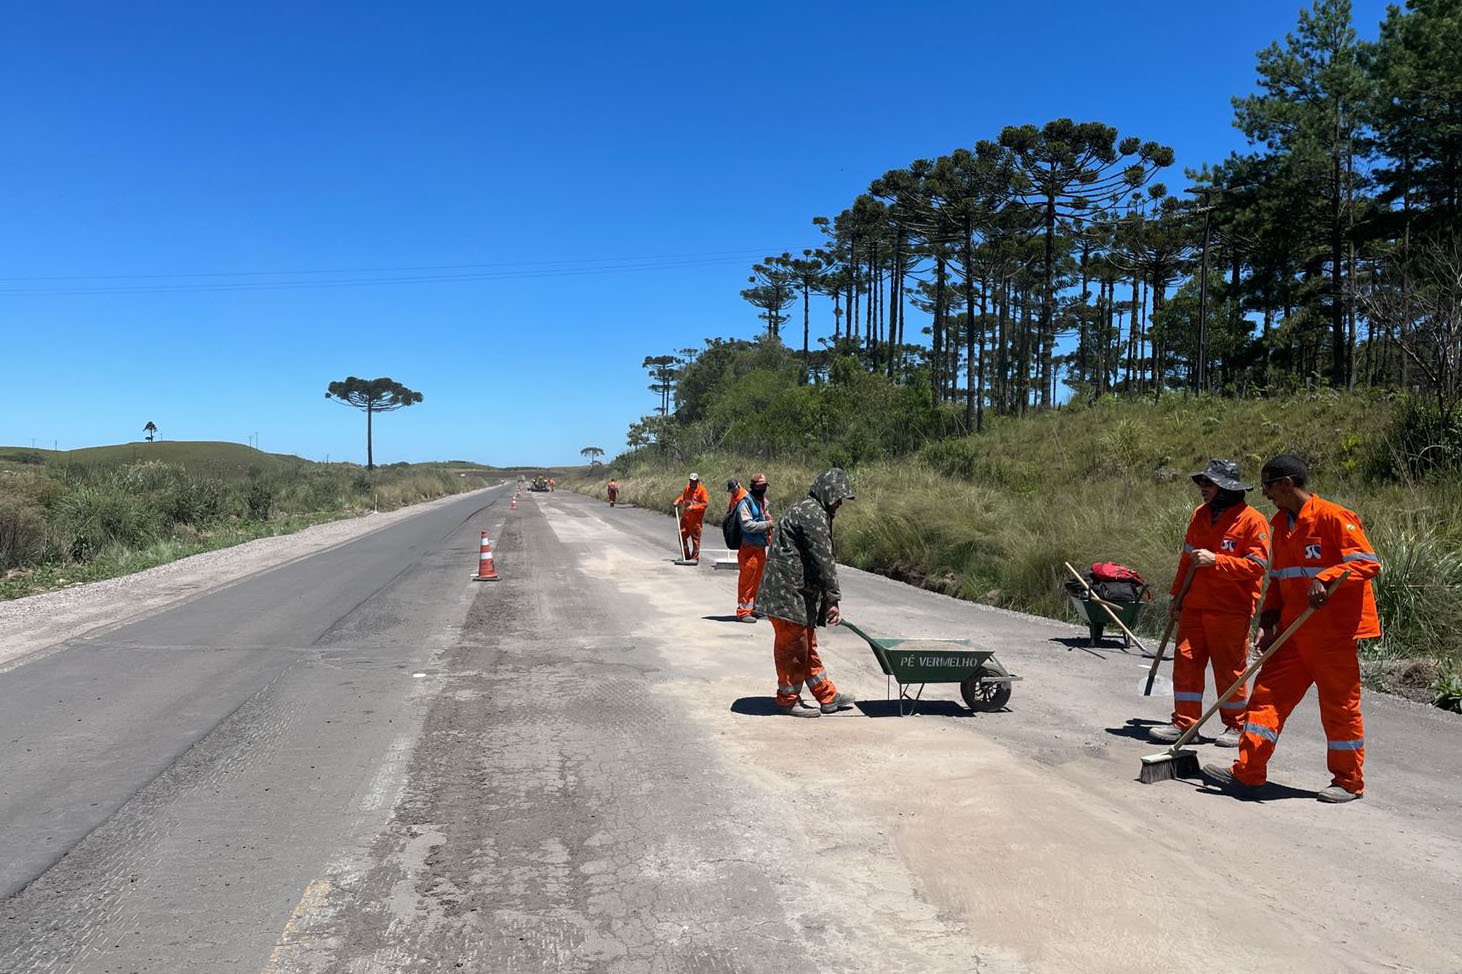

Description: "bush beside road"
0 442 493 601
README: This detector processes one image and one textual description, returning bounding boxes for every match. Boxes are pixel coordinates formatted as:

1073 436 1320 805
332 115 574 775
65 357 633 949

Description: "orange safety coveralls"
770 618 841 709
676 481 709 559
1169 502 1271 731
607 480 618 506
1231 495 1381 794
730 486 771 619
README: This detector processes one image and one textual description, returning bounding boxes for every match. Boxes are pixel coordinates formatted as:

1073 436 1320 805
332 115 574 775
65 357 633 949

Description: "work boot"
1316 785 1363 804
820 691 857 714
1214 726 1242 748
776 699 820 718
1148 723 1184 744
737 615 757 623
1201 763 1261 796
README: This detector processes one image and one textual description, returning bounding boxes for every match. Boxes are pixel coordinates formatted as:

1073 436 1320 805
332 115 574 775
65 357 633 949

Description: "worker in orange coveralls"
673 472 709 561
1149 459 1270 748
607 479 619 507
1204 453 1381 804
730 473 774 622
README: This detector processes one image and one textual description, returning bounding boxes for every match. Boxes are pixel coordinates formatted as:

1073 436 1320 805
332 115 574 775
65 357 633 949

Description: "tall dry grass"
571 393 1462 671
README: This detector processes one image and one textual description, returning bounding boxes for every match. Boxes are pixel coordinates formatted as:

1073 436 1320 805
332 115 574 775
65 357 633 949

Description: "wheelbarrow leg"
898 683 926 717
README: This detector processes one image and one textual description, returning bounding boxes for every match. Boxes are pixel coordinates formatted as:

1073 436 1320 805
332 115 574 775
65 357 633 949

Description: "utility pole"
1188 185 1221 393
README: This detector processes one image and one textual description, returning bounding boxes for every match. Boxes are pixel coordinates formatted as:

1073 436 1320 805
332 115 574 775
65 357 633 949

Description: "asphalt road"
1 485 1459 973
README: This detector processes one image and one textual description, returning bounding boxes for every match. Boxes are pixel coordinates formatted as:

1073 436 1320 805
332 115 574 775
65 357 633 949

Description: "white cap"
689 472 699 481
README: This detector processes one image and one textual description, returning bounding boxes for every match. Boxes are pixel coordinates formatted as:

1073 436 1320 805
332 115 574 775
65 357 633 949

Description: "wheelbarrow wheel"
960 662 1012 713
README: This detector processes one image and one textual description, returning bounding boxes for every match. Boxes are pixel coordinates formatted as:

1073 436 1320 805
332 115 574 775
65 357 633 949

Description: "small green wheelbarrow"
841 621 1020 716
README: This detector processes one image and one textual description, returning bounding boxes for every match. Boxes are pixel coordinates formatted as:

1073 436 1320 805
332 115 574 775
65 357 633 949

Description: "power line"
0 248 788 297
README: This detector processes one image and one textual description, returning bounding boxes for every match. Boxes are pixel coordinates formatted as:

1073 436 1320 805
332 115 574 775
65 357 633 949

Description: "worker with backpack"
722 474 773 622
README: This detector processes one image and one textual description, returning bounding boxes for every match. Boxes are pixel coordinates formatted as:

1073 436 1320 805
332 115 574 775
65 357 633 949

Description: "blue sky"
1 0 1395 466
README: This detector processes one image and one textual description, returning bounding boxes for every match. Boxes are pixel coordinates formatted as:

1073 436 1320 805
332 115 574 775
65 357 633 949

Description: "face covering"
750 484 767 498
1210 488 1244 511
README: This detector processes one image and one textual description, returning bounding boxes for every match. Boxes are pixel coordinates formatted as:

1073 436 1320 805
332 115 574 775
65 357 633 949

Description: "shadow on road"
1105 718 1179 743
855 698 975 719
1192 779 1320 802
730 696 794 716
702 614 751 624
1048 635 1129 659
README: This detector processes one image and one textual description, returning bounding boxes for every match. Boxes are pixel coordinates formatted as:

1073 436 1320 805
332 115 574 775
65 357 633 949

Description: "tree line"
635 0 1462 464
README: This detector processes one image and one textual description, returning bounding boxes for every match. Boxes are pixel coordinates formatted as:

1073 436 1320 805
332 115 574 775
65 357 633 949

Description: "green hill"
0 441 496 602
0 441 304 477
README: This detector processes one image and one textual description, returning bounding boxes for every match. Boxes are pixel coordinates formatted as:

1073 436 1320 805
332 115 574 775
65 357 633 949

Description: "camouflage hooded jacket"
756 468 855 627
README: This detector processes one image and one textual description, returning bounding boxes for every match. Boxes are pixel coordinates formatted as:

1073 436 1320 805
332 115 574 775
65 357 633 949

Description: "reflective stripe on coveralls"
737 545 767 617
770 618 839 708
1184 542 1268 567
1169 502 1270 732
1232 494 1380 795
1171 609 1254 731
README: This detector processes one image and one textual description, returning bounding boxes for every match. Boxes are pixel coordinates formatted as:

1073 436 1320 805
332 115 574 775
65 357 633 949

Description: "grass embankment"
0 442 494 601
568 393 1462 710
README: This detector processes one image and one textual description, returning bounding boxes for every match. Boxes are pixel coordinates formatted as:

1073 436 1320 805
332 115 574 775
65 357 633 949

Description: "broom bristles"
1138 747 1201 783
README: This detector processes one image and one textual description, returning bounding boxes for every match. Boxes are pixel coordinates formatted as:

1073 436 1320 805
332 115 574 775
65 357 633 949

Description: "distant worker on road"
1204 454 1382 804
673 472 709 562
732 473 773 623
548 478 556 492
1149 459 1270 748
607 478 619 507
756 468 857 717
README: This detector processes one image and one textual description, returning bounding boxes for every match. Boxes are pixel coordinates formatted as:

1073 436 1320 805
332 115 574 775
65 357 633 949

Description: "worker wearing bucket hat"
1149 459 1271 748
1205 454 1381 803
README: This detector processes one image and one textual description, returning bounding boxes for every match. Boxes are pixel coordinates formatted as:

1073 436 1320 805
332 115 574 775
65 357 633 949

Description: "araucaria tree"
999 119 1174 407
324 376 423 471
143 421 158 443
580 446 605 466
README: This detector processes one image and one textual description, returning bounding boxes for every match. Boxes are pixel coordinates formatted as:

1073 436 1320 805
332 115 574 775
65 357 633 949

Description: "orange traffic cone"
472 531 500 581
510 496 517 509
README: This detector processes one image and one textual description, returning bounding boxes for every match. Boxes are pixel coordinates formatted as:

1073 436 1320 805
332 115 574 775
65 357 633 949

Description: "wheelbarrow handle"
837 619 876 647
1063 561 1150 656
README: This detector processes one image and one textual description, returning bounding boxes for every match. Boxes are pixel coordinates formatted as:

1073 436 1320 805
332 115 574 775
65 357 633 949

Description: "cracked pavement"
1 485 1458 973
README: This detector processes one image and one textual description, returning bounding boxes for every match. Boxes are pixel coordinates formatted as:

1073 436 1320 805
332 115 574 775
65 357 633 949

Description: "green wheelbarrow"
841 620 1020 716
1065 593 1145 648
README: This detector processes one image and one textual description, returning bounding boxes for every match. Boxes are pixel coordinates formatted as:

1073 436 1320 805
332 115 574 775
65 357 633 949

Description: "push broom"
1138 571 1349 783
671 504 697 566
1141 562 1197 696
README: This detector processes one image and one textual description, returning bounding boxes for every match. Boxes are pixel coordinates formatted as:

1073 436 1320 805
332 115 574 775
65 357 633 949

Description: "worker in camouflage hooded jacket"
756 468 857 716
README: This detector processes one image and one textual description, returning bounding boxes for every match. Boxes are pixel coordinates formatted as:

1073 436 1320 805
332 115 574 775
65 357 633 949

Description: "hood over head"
808 467 855 513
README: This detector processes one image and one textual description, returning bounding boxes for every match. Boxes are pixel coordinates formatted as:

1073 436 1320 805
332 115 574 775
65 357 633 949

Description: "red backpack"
1090 561 1145 584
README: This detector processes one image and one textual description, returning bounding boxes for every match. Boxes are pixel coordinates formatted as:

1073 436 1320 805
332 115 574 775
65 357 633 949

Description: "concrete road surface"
1 485 1458 973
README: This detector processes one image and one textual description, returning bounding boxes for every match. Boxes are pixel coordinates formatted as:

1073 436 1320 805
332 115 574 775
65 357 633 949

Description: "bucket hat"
1190 458 1252 492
